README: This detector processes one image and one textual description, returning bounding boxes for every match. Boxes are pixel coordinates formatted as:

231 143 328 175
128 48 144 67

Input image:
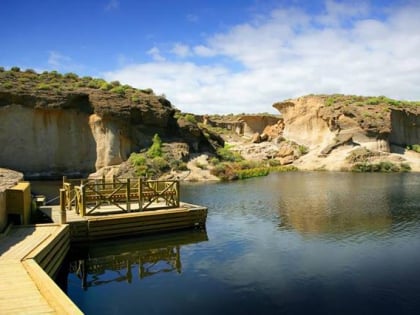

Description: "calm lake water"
55 172 420 315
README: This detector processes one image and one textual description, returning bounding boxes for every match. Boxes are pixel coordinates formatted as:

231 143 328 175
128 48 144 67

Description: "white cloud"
147 47 166 62
171 43 191 58
105 1 420 114
193 45 216 57
47 51 84 72
105 0 119 11
48 51 71 67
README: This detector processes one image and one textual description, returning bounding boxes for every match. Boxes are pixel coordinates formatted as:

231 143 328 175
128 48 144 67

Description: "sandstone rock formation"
0 69 216 178
273 95 420 171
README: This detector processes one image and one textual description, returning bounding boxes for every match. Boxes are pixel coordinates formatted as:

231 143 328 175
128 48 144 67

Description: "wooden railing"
62 176 180 216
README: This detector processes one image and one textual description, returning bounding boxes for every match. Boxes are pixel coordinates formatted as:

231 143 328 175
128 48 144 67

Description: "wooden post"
59 188 67 224
176 181 180 207
139 178 143 211
126 178 131 212
80 184 86 217
62 176 67 188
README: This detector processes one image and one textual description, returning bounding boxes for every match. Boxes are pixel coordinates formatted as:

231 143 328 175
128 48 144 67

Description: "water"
57 172 420 314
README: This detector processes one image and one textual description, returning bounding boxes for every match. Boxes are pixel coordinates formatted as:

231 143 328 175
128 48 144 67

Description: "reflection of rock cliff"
277 175 393 235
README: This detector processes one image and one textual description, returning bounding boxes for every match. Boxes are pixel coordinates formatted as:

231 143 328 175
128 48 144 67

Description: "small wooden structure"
40 176 207 241
63 176 180 216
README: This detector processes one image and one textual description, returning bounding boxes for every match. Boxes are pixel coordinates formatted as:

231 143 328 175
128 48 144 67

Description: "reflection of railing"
62 176 180 216
67 230 208 289
70 246 181 287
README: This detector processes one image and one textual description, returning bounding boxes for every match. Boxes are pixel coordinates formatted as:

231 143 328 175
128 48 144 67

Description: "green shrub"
152 156 169 171
140 88 154 94
209 157 220 165
351 161 409 173
1 81 13 89
185 114 197 124
216 145 243 162
268 159 282 167
10 66 21 72
325 97 335 106
170 160 188 171
64 72 78 80
400 163 411 172
131 95 140 103
407 144 420 153
110 80 121 86
36 83 51 90
0 66 4 72
270 165 298 172
236 168 269 179
129 153 146 166
100 82 113 91
298 145 309 155
147 134 162 158
110 85 125 95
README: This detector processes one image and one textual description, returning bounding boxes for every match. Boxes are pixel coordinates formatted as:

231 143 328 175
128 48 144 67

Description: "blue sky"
1 0 419 114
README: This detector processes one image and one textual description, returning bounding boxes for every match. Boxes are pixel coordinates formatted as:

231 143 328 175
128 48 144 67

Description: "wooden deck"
0 224 82 314
40 202 207 242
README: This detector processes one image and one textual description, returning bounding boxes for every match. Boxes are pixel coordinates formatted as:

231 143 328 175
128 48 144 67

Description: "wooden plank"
87 212 201 227
25 225 68 260
88 220 203 237
23 260 83 315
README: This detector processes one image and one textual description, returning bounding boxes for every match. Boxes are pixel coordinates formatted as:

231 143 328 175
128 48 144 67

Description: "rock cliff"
273 95 420 171
0 69 212 178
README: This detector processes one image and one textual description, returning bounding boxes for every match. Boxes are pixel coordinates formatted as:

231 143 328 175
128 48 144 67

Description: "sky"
1 0 420 114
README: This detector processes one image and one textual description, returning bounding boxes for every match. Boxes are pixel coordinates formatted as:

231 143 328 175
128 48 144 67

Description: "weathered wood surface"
0 225 82 314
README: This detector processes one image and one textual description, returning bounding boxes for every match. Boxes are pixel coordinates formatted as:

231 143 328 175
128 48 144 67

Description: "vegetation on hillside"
129 134 188 178
0 66 163 108
209 144 297 180
320 94 420 109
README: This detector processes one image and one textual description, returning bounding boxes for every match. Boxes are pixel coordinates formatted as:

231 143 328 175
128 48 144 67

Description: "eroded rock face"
0 105 97 177
390 109 420 148
273 96 336 149
240 115 281 137
89 114 132 170
273 95 395 154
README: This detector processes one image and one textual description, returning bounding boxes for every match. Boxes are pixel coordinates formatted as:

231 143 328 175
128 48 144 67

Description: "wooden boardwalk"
40 202 207 242
0 225 82 314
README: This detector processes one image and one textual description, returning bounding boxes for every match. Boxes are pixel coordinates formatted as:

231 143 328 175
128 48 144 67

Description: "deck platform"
40 202 207 242
0 224 82 314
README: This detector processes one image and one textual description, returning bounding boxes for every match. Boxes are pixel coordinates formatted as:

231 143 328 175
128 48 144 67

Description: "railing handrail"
63 176 180 216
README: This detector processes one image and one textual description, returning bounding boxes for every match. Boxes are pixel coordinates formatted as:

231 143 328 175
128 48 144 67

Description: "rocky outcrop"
0 70 217 178
0 105 97 177
273 95 420 171
240 115 280 137
389 109 420 148
273 96 336 149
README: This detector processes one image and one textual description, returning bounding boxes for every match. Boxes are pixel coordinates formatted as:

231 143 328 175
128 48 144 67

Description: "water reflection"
55 173 420 315
276 172 418 236
62 230 208 290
